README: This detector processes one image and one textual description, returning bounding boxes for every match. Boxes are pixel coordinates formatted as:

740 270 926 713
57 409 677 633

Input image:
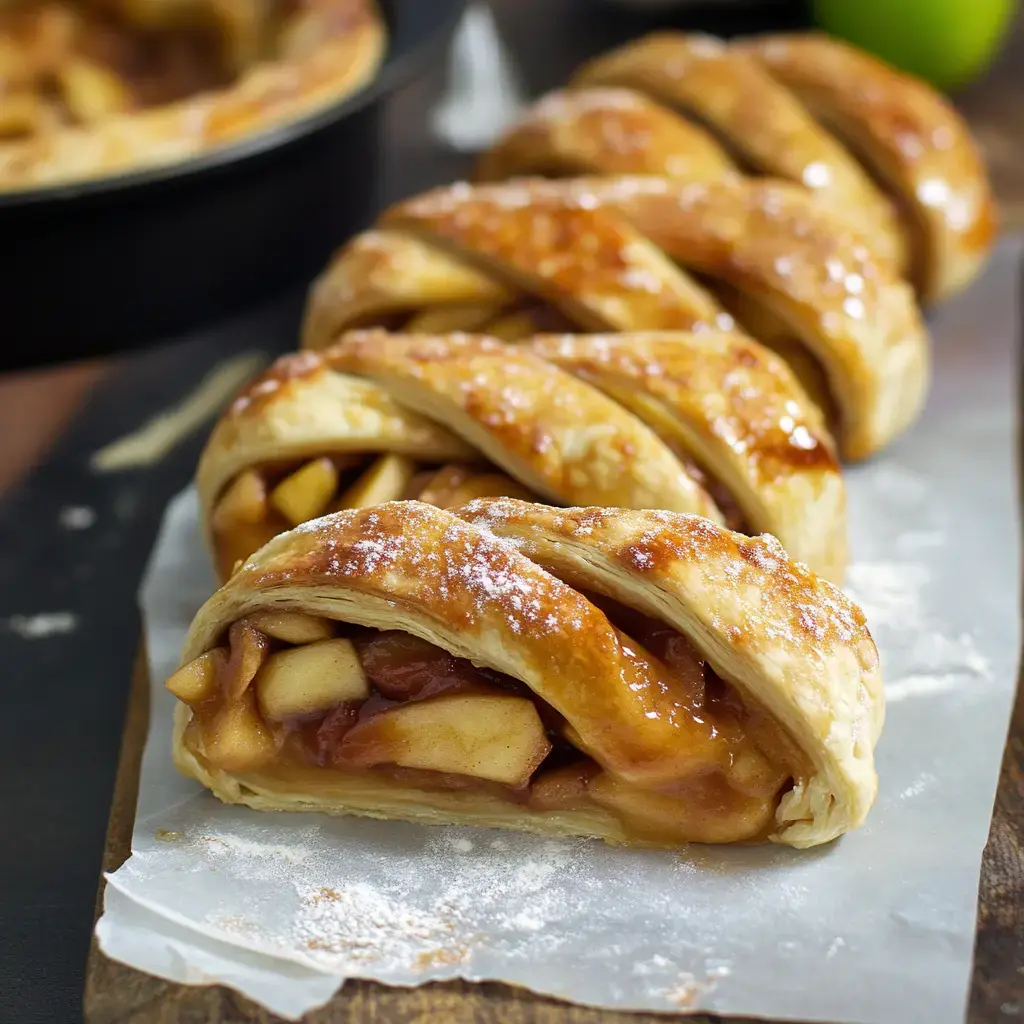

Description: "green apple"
813 0 1017 91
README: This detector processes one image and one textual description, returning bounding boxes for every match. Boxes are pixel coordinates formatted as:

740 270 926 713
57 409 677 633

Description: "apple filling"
170 605 800 844
211 448 748 581
210 455 539 580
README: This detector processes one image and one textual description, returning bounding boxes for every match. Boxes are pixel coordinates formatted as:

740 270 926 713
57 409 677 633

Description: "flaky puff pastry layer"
738 34 997 305
197 329 845 581
0 0 385 192
568 30 995 304
172 501 882 848
570 33 906 273
301 177 929 461
454 499 882 848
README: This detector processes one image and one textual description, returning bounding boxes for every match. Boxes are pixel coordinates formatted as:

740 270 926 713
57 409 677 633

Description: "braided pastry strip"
169 500 882 848
551 31 994 304
301 176 929 461
198 329 844 585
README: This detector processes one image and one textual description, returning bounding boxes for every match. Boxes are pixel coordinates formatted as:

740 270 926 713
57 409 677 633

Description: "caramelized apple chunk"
255 638 370 721
165 648 227 706
270 457 339 526
223 620 270 700
248 611 335 645
334 454 415 509
415 465 475 507
201 688 277 772
338 692 552 787
212 469 268 532
417 464 534 508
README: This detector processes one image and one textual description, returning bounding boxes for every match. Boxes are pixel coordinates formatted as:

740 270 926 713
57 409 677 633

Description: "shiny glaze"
328 330 718 519
179 608 792 842
529 331 838 481
741 33 996 300
478 86 736 183
231 503 787 787
572 31 904 270
385 180 723 333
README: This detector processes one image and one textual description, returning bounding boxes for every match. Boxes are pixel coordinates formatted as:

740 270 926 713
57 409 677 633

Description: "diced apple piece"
165 648 228 706
479 310 538 341
256 638 370 721
334 454 416 510
248 611 335 645
416 465 533 508
223 620 270 700
215 521 281 580
529 761 600 811
413 464 475 507
212 469 268 532
338 692 552 788
404 302 501 334
270 458 339 527
60 58 131 122
447 473 535 507
201 690 277 771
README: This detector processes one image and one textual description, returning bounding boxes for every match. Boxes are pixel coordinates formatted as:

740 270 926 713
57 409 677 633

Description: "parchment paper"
96 240 1021 1023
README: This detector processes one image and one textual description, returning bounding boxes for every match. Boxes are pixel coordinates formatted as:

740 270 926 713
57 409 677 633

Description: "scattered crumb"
155 829 183 841
6 612 78 639
663 974 703 1008
414 946 471 970
59 505 96 530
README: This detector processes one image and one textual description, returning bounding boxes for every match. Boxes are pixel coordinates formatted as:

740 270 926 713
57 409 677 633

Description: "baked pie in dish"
0 0 385 190
197 329 846 584
168 499 883 849
301 176 930 462
481 32 996 305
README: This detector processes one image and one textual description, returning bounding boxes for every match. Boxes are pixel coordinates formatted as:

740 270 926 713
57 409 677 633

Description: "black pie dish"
0 0 467 371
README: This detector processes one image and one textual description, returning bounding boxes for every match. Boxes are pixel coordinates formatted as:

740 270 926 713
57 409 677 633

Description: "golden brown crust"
572 31 906 273
199 327 847 580
382 180 726 335
453 499 882 847
549 175 930 461
476 86 737 184
738 33 996 304
526 331 845 581
195 349 476 547
0 0 386 191
303 177 928 461
300 229 516 350
173 500 881 847
324 330 719 519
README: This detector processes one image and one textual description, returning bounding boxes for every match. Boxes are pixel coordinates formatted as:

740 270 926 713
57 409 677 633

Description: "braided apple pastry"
198 329 845 585
301 176 929 462
488 31 994 305
168 500 882 849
